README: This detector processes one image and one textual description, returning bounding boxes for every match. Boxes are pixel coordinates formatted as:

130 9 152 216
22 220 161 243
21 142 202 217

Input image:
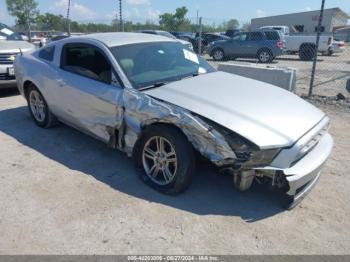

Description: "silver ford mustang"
14 33 333 208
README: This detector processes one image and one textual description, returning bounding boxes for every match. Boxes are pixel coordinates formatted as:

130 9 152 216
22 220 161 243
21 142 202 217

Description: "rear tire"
299 44 316 61
27 84 57 128
135 125 196 195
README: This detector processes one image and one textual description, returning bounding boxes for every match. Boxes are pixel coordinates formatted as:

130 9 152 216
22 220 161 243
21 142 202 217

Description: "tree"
226 19 239 30
6 0 39 40
241 22 251 32
159 6 191 31
36 13 66 31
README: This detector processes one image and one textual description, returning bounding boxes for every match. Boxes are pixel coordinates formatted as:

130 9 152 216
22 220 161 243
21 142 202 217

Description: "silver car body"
14 33 333 208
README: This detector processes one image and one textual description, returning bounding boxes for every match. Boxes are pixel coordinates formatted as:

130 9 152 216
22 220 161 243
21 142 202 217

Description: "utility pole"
119 0 124 32
196 9 199 26
309 0 325 97
198 17 203 55
66 0 71 36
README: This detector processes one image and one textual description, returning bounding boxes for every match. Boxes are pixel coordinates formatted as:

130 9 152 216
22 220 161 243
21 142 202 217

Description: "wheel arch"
23 80 35 99
257 47 273 55
210 46 225 57
132 122 196 159
299 42 316 51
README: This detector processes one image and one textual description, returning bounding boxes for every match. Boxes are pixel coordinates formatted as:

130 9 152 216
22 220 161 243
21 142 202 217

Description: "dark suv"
193 33 230 53
208 30 285 63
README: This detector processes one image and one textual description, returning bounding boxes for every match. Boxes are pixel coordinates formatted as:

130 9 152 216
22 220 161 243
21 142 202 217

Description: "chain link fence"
276 41 350 98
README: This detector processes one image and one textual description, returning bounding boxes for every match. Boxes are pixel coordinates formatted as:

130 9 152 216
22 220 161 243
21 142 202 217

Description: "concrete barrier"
218 62 297 93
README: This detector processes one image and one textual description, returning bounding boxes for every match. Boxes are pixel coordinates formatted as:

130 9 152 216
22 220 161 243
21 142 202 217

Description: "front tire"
27 84 57 128
258 49 273 63
212 48 225 61
135 125 195 195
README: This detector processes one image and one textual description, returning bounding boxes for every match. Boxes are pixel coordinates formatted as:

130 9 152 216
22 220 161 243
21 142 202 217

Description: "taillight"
277 41 284 48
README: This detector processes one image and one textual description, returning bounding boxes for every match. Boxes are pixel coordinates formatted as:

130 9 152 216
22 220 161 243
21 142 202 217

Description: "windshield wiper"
139 73 200 91
139 81 169 91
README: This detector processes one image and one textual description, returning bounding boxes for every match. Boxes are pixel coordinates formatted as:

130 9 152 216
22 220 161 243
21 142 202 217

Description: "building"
251 8 350 34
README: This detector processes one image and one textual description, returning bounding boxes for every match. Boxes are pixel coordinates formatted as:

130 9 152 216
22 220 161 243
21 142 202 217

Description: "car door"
245 32 264 57
55 42 124 143
226 33 248 57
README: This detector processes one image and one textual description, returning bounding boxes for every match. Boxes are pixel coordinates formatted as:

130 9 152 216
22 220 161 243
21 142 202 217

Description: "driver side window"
61 43 113 85
233 33 248 41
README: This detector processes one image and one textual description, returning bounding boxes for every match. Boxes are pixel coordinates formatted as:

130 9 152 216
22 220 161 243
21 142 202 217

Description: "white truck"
0 23 35 89
259 26 333 61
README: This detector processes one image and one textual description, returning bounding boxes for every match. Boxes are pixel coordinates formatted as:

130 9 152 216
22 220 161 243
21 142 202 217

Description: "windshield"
111 42 215 89
0 23 23 41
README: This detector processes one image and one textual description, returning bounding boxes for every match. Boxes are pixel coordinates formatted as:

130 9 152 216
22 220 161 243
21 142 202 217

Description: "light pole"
66 0 71 36
119 0 124 32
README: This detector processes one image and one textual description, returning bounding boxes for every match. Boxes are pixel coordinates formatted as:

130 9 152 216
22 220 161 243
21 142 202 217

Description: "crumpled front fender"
119 88 236 166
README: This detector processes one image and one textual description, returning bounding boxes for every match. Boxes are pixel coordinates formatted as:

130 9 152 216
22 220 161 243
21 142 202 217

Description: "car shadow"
0 88 19 98
0 106 287 222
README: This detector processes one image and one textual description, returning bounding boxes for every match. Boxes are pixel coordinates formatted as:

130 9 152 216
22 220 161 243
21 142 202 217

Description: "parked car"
0 23 35 89
208 30 285 63
137 30 193 51
259 26 333 61
14 32 333 209
224 29 242 37
329 40 345 55
193 33 230 53
170 31 194 42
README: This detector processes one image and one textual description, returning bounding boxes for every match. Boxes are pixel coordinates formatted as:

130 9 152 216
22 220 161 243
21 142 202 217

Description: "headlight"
226 133 280 167
247 149 281 167
196 115 281 167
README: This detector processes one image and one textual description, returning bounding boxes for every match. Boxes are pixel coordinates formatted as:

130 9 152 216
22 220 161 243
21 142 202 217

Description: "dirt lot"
1 46 350 255
0 81 349 255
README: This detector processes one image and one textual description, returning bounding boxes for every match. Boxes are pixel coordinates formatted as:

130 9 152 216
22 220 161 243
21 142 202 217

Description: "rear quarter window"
249 32 264 41
38 46 55 61
265 31 280 41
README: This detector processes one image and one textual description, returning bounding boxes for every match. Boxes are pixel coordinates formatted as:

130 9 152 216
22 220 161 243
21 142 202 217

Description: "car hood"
178 39 191 45
144 71 325 149
0 40 35 53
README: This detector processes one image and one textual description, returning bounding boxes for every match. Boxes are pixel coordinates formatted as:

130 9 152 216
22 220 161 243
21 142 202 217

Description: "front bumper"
283 133 333 209
0 63 16 89
0 79 17 89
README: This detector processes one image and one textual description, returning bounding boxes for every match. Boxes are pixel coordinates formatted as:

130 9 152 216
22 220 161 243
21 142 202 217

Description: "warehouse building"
251 8 349 34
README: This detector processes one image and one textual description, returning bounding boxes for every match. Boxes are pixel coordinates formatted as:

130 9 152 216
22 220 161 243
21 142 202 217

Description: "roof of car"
78 32 177 47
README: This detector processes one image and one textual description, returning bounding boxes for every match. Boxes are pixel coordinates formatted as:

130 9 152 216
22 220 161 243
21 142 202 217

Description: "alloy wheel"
29 90 46 122
214 49 224 60
142 136 178 186
259 51 270 63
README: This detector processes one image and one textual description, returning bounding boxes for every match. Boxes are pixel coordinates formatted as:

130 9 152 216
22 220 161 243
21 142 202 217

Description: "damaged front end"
105 88 332 209
115 88 237 166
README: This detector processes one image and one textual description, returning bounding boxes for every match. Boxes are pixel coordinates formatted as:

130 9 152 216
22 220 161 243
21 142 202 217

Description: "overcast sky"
1 0 349 26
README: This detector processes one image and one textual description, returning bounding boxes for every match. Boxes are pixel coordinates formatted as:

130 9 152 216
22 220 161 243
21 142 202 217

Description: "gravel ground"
0 87 349 255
